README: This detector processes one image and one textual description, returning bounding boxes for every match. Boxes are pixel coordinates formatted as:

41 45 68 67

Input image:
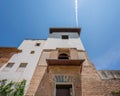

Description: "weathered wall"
0 47 21 68
26 50 120 96
35 66 82 96
0 40 46 94
26 49 83 96
81 56 120 96
26 65 47 96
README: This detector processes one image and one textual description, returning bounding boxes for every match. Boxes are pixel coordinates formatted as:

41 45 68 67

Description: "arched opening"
58 53 69 59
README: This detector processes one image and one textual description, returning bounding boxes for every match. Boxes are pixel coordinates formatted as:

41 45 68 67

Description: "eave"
50 28 81 35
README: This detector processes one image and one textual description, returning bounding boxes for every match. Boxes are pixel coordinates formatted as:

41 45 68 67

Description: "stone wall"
35 66 82 96
26 50 120 96
81 61 120 96
26 65 47 96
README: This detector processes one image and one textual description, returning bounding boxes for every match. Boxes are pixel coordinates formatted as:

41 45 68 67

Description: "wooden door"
56 88 70 96
56 85 72 96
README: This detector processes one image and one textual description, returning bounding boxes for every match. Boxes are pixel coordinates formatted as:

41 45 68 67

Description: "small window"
19 63 27 68
30 50 35 54
6 63 14 68
58 53 69 59
62 35 69 39
35 43 40 46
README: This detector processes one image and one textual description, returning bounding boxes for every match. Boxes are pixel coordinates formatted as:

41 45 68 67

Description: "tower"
26 28 98 96
25 28 83 96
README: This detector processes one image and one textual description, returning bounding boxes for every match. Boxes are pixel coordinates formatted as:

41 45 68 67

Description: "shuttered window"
6 63 14 68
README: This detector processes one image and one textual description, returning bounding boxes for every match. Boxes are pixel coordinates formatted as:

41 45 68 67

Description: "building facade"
0 28 120 96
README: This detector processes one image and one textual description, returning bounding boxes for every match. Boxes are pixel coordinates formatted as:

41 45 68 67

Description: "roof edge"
50 28 81 35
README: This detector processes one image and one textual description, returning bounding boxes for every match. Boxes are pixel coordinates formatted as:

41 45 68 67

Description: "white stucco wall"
43 32 84 50
0 31 85 93
0 39 46 92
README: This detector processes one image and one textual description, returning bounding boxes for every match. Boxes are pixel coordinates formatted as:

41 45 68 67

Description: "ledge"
46 59 85 66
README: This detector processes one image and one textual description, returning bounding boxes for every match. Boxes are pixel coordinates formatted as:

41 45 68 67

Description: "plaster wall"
43 32 84 50
0 40 46 92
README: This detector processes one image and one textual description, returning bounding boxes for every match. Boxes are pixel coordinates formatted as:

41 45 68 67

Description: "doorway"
56 85 72 96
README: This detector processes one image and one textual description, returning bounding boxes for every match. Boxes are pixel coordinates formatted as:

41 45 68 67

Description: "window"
58 48 70 60
6 63 14 68
16 63 28 72
19 63 27 68
62 35 69 39
30 50 35 54
35 43 40 46
58 53 69 59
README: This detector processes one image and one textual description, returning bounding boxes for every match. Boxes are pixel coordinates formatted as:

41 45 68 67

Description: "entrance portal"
56 85 72 96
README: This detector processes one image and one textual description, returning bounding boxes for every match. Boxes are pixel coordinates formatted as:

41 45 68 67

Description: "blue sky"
0 0 120 70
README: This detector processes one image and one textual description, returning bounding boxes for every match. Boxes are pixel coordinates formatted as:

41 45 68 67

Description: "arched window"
58 53 69 59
